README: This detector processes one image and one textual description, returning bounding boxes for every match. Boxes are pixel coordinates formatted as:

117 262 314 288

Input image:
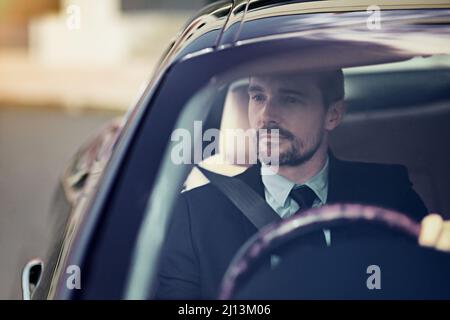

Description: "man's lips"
259 133 289 140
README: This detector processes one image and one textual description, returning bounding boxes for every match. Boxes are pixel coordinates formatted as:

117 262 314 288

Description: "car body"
23 0 450 299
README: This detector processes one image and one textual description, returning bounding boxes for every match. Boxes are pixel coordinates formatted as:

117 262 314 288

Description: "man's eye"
251 94 266 103
282 96 301 104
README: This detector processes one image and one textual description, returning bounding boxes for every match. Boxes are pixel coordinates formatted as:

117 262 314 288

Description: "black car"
23 0 450 300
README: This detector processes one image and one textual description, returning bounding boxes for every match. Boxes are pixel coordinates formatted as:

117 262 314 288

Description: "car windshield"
125 13 450 300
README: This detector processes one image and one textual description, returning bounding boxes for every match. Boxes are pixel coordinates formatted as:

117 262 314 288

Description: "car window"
124 23 450 300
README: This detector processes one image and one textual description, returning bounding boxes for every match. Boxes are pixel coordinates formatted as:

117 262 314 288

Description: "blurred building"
0 0 59 47
29 0 203 66
0 0 207 111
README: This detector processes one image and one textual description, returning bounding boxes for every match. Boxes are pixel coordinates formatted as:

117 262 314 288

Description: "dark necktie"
289 185 317 213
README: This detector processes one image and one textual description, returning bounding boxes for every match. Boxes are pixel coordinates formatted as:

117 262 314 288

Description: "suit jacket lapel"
327 152 358 204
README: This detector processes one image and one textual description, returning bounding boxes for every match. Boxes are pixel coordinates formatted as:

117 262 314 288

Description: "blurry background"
0 0 212 299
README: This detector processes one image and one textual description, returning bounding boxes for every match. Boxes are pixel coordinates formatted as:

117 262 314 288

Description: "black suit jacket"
155 154 428 299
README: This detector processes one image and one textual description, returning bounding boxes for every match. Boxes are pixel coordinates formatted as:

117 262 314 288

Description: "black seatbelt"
195 165 282 230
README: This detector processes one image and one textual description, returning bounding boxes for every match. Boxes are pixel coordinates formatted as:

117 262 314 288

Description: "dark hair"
316 69 345 107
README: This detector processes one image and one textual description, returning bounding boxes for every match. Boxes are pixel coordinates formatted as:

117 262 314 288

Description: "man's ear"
325 99 346 131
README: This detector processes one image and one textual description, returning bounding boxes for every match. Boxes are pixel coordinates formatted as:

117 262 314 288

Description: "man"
155 70 445 299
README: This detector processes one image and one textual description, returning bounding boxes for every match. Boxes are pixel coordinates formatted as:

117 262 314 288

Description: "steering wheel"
219 204 450 299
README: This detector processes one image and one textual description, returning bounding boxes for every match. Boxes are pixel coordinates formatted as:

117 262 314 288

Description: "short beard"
279 128 323 167
256 125 323 167
279 137 322 166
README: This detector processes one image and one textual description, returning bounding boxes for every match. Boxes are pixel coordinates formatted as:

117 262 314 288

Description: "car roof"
152 0 450 83
177 0 450 53
236 0 450 43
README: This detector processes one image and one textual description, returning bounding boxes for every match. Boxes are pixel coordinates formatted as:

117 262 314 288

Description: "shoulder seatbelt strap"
195 165 282 230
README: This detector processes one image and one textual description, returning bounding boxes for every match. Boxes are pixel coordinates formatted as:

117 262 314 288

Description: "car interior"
180 61 450 298
183 57 450 218
154 46 450 299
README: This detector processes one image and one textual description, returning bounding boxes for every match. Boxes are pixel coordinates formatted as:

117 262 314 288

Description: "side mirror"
63 118 123 204
22 259 44 300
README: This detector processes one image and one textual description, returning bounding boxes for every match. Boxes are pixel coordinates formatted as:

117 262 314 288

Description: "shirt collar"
261 157 329 207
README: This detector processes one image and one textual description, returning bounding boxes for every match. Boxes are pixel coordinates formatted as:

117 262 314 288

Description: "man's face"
248 74 334 166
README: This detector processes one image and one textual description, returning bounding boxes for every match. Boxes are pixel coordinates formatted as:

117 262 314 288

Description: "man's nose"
260 98 279 121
